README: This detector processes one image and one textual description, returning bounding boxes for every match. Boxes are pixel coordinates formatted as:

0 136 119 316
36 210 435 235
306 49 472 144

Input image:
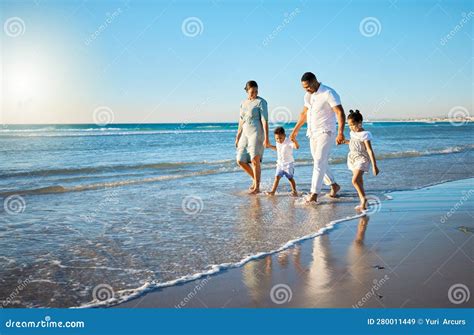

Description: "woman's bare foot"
328 183 340 198
248 187 260 195
248 182 256 191
291 191 298 197
265 191 276 196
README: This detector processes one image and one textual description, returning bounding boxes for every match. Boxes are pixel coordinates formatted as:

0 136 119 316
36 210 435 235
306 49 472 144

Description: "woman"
235 80 270 194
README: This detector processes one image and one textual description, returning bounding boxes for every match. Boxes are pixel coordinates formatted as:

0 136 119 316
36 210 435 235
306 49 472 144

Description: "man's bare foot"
248 182 256 191
265 191 276 196
328 183 340 198
291 191 298 197
304 193 318 203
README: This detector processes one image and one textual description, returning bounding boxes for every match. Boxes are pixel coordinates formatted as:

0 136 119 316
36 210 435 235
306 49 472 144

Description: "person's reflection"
354 215 369 245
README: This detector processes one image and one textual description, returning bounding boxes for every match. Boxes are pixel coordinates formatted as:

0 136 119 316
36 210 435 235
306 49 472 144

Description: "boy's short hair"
274 126 285 135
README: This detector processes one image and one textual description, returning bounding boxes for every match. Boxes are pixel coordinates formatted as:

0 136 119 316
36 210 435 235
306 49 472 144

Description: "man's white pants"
309 131 336 194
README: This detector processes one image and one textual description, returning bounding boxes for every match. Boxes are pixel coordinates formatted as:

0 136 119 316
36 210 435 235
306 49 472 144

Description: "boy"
266 127 299 196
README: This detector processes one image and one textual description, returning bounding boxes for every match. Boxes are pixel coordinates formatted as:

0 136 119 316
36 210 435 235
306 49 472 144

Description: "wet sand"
116 178 473 308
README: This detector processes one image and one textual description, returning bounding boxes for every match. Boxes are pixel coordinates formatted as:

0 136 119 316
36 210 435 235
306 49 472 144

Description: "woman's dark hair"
348 109 363 123
301 72 317 82
244 80 258 91
274 126 285 135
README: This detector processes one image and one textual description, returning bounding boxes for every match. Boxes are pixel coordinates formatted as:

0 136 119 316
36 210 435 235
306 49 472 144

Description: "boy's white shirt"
276 137 296 168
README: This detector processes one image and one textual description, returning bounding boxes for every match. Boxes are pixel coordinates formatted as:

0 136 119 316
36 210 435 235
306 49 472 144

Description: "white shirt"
276 137 296 168
304 83 341 137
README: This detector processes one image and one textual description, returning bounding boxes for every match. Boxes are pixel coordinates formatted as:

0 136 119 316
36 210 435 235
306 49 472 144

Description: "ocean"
1 122 473 307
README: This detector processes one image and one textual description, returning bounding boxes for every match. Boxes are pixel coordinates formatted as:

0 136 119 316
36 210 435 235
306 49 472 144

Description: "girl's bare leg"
249 155 261 194
352 169 367 209
237 161 255 190
289 178 298 196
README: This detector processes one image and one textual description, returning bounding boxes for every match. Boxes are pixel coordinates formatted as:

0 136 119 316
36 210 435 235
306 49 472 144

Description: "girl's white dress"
347 130 373 172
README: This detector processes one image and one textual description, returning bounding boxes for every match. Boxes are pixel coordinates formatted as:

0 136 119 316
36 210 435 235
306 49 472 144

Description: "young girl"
345 110 379 210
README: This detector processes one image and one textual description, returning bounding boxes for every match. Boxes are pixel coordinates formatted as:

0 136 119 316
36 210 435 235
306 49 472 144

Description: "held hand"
290 132 297 142
263 139 271 148
373 165 380 176
336 133 345 145
291 138 300 149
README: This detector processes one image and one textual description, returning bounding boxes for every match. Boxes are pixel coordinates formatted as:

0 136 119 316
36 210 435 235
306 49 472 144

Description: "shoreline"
1 120 472 126
110 177 473 308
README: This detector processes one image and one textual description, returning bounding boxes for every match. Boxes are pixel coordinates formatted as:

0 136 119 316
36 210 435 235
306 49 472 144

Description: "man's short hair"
301 72 317 82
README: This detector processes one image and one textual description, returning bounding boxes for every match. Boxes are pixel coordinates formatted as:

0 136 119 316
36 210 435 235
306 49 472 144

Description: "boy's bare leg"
351 170 367 210
289 178 298 196
248 156 261 194
265 176 281 195
237 161 255 190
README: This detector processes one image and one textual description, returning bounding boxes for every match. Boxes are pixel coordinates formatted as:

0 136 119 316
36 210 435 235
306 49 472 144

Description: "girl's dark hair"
274 126 285 135
348 109 363 123
244 80 258 91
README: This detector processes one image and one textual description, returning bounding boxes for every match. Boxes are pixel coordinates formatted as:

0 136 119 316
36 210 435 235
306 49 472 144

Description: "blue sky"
1 0 472 123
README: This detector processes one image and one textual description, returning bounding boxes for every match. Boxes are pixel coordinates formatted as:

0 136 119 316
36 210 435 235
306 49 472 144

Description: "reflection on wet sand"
240 215 382 307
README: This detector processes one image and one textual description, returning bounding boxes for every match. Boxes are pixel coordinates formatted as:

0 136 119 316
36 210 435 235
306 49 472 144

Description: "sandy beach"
116 178 473 308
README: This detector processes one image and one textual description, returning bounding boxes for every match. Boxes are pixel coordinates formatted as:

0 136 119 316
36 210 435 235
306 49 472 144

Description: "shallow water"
0 122 473 307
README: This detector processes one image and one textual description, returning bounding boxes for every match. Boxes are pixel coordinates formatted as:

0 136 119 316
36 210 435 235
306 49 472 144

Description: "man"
290 72 345 203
